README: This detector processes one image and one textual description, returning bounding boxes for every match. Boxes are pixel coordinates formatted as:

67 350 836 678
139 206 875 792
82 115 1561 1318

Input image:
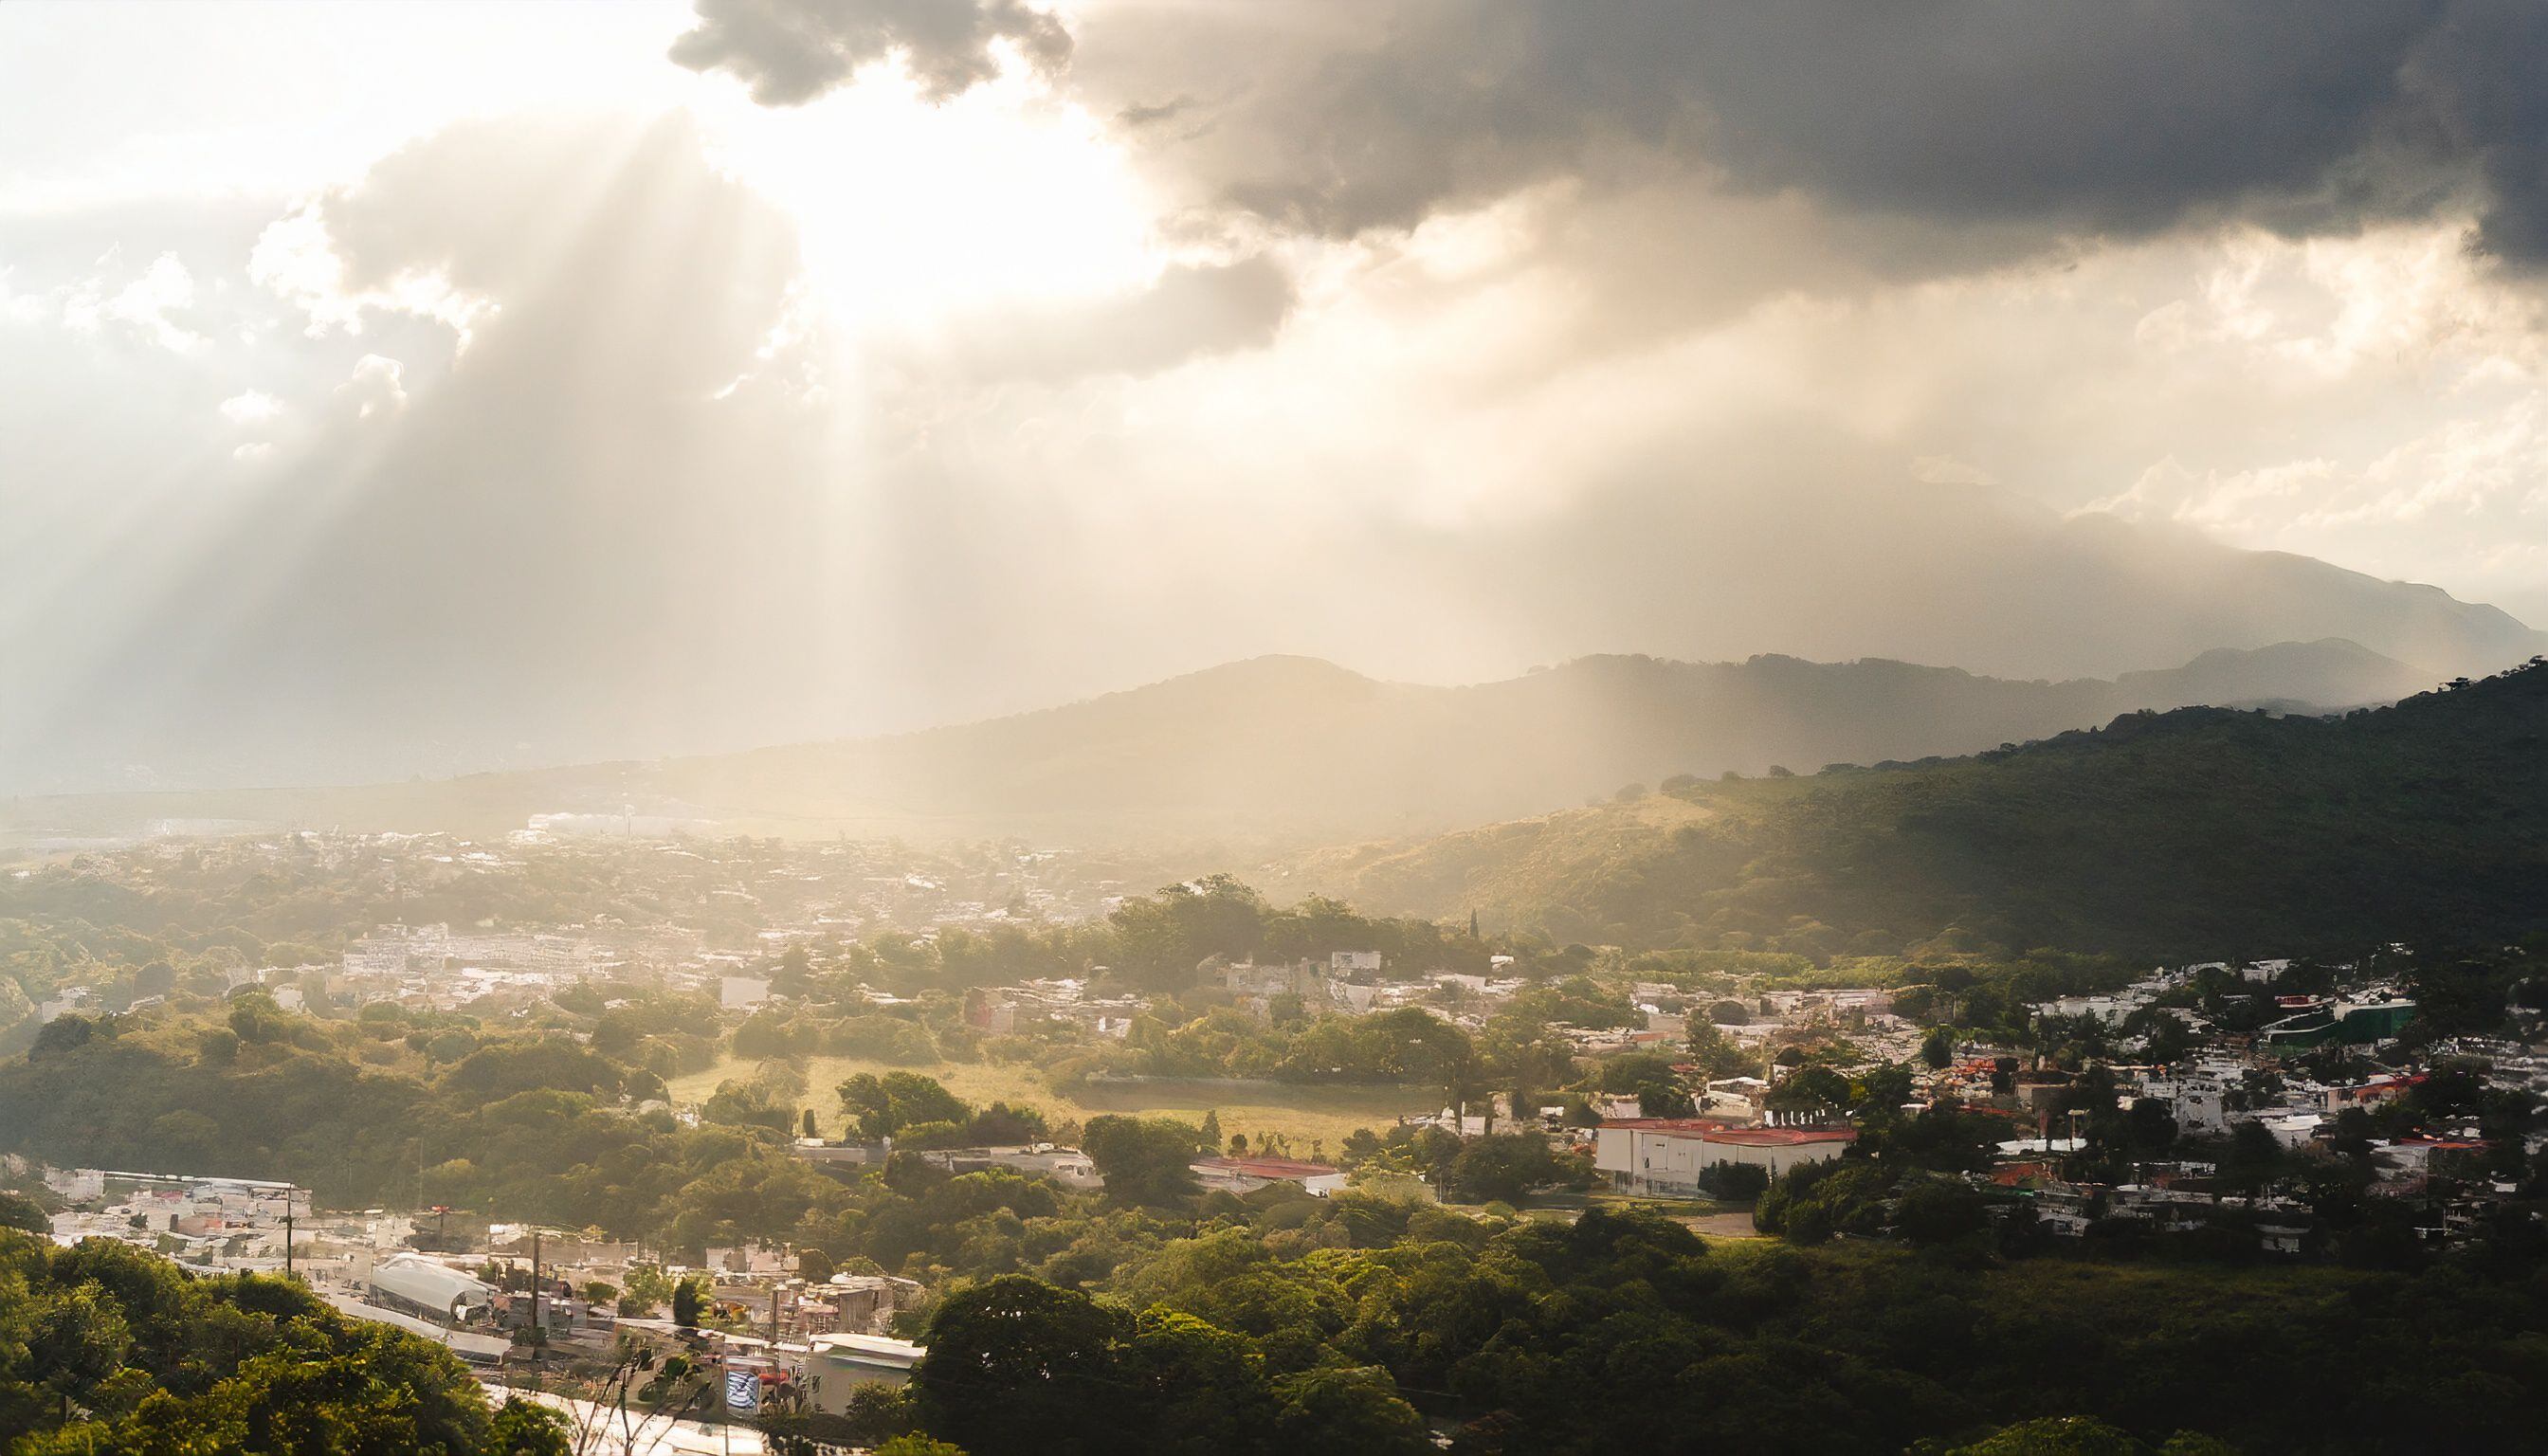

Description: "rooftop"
1192 1156 1344 1178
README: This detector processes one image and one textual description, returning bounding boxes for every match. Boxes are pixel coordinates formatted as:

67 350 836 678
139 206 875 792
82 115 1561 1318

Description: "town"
9 817 2542 1450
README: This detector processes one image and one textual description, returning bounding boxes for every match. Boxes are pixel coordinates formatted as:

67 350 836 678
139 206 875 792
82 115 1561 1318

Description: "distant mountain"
1288 660 2548 958
0 639 2451 847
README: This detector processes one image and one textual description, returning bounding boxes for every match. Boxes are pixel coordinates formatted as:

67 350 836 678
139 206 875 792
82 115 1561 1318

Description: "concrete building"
2140 1071 2230 1137
1190 1156 1349 1197
803 1334 926 1413
1592 1119 1857 1194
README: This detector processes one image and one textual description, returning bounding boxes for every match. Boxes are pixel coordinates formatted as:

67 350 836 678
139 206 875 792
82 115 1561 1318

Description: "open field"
669 1054 1444 1156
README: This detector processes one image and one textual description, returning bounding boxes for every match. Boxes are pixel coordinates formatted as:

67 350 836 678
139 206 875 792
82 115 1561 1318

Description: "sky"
6 0 2548 791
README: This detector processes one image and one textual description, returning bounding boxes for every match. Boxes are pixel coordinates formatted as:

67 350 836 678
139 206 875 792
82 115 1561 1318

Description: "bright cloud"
7 0 2548 792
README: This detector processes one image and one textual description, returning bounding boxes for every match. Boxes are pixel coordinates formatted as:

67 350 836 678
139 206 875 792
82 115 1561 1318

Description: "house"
1592 1119 1856 1194
2139 1071 2230 1136
803 1334 926 1411
2322 1074 2412 1113
1220 960 1323 999
792 1138 887 1169
1189 1156 1349 1197
927 1145 1104 1192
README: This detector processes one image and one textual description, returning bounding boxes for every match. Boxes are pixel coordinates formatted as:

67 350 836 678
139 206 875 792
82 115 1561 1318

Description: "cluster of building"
790 1136 1350 1201
11 828 1155 1033
961 977 1147 1040
1207 953 1536 1027
25 1158 932 1419
1583 954 2548 1256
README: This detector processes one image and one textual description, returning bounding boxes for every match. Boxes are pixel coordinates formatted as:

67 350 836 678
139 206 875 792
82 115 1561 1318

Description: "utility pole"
282 1210 294 1280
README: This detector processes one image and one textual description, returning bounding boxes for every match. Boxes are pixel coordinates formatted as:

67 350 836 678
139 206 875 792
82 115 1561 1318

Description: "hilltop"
0 638 2444 849
1288 659 2548 957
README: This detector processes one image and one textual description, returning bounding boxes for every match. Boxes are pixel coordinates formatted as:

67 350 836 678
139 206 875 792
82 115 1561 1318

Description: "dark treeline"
869 1201 2547 1456
18 1195 2547 1456
1372 658 2548 958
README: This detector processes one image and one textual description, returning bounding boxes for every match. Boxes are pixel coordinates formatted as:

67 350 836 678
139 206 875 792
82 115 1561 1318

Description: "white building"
366 1254 496 1323
2034 992 2152 1026
1592 1119 1858 1194
720 975 773 1010
1189 1156 1349 1197
803 1334 926 1411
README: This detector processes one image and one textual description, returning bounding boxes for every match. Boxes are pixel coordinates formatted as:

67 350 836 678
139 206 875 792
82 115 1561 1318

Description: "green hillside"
1299 660 2548 957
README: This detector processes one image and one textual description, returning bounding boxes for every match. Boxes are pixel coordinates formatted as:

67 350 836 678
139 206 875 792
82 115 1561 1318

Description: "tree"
1269 1367 1431 1455
1943 1416 2145 1456
31 1014 100 1058
622 1264 675 1316
1920 1026 1956 1069
1893 1177 1989 1247
1766 1065 1851 1120
1083 1116 1203 1208
2217 1120 2284 1197
0 1190 48 1233
672 1275 709 1329
489 1397 573 1455
840 1072 972 1143
1443 1134 1578 1204
1684 1021 1756 1080
914 1275 1130 1456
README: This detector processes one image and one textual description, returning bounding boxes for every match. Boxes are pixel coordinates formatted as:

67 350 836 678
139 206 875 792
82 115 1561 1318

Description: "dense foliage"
1331 660 2548 957
0 1230 564 1453
884 1202 2548 1456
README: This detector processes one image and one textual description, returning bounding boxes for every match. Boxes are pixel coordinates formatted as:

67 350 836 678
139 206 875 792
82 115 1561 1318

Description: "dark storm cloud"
1071 2 2456 242
681 0 2548 268
2406 1 2548 265
669 0 1070 104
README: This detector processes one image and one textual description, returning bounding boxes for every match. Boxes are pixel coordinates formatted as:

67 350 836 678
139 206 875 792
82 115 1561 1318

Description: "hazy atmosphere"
9 0 2548 792
10 9 2548 1455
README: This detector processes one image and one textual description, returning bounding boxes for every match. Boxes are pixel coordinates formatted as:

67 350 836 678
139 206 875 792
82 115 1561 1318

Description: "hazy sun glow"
692 52 1165 338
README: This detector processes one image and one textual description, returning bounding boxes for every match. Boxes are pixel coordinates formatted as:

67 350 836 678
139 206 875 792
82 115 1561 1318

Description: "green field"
670 1054 1444 1157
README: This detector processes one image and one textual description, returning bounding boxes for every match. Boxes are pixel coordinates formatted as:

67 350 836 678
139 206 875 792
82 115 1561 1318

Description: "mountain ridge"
0 638 2451 848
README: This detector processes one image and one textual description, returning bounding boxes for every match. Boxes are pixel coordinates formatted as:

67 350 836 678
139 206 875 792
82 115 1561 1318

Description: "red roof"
1704 1127 1859 1147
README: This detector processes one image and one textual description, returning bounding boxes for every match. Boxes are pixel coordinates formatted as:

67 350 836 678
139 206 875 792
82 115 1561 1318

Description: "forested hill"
1293 659 2548 958
3 639 2440 847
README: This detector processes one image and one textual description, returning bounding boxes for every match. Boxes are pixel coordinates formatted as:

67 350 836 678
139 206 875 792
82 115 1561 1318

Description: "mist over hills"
1496 484 2548 692
7 480 2542 800
1 637 2449 848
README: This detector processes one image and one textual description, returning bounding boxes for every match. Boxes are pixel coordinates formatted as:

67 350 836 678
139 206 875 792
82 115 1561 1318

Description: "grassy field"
669 1054 1443 1157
